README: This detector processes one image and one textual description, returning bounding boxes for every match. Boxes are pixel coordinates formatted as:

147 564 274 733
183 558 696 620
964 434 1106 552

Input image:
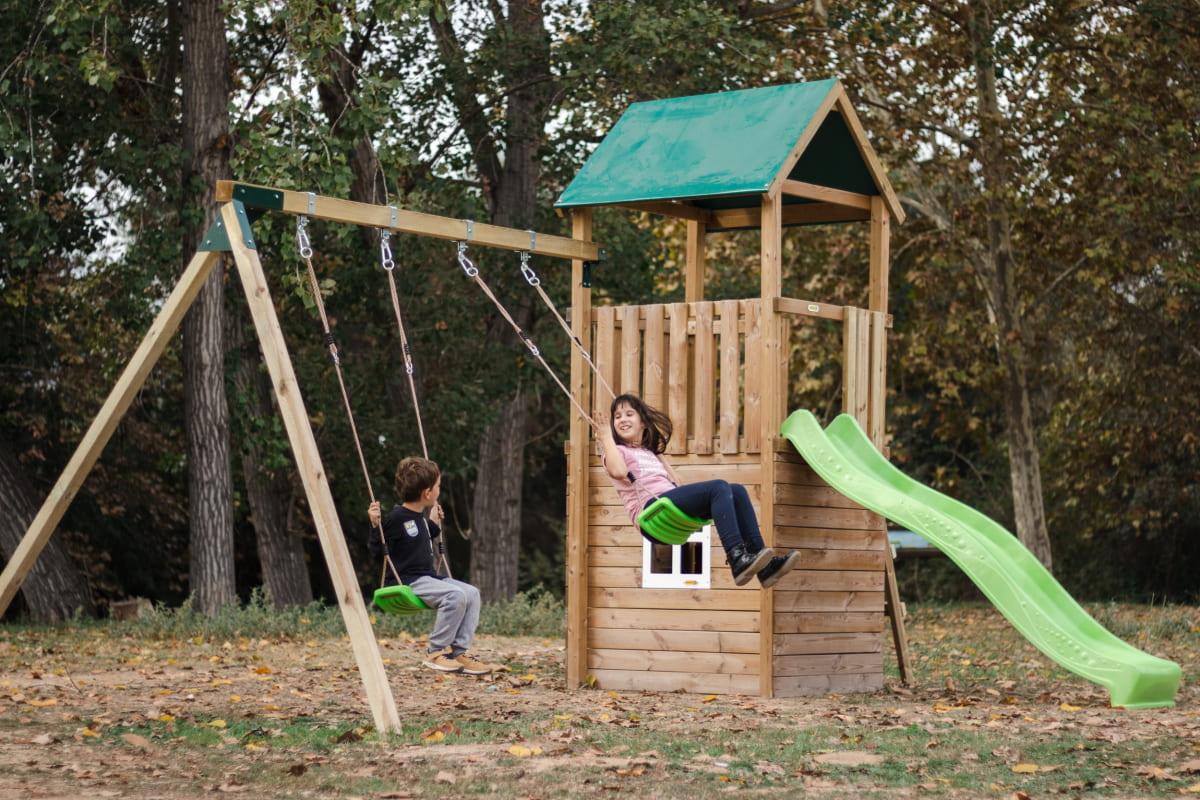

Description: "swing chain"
456 241 478 277
379 229 395 272
296 216 313 259
519 250 540 286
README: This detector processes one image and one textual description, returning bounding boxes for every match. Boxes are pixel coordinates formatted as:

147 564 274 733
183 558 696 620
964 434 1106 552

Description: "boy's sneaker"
422 649 463 672
727 544 775 586
757 550 802 589
455 653 494 675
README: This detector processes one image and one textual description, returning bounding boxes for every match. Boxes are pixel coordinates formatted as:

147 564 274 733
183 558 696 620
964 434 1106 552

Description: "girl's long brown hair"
610 393 672 454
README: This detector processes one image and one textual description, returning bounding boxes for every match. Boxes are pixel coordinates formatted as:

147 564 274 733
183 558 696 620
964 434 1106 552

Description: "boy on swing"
368 457 495 675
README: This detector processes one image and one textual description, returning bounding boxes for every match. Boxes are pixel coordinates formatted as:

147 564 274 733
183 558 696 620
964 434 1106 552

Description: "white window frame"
640 526 712 589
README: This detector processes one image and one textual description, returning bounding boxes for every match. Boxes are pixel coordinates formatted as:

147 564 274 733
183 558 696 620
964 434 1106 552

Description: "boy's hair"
610 393 673 455
394 457 440 502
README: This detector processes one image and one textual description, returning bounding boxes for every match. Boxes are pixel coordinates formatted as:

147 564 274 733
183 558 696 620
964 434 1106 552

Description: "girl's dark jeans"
659 479 765 553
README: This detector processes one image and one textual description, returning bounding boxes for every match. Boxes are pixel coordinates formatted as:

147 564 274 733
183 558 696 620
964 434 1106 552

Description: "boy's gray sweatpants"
409 576 481 656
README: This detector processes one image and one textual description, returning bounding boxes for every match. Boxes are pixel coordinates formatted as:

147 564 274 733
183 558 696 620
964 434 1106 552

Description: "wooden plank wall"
583 299 888 697
591 301 758 455
772 445 887 696
587 452 763 694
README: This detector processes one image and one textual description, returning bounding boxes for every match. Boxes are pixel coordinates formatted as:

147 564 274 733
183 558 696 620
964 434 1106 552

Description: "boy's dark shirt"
368 505 441 585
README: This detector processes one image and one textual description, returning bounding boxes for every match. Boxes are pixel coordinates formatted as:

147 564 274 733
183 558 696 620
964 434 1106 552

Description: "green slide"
779 409 1181 709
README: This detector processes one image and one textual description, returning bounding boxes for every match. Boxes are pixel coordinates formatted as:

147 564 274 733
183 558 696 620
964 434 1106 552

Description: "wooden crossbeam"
617 201 714 224
780 179 872 210
708 202 870 232
215 180 601 262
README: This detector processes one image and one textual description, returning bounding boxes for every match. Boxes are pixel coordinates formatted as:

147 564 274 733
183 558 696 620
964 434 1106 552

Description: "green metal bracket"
229 183 284 223
199 199 257 252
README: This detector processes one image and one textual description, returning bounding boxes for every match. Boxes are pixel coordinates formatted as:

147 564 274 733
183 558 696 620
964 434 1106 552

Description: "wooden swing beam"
0 183 604 734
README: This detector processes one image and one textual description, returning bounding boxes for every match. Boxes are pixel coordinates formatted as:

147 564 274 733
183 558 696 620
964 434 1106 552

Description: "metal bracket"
528 229 537 252
464 220 475 241
306 192 316 215
389 205 398 228
582 260 597 288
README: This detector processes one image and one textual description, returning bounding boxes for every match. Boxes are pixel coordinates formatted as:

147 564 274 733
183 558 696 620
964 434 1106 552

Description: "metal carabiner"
519 251 540 286
456 241 478 277
380 229 395 271
296 216 313 259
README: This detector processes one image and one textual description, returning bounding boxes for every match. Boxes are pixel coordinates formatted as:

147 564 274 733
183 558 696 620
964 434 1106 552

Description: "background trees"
1 0 1195 618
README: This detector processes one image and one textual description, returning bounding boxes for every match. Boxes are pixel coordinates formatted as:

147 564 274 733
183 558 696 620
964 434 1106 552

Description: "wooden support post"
758 192 784 697
566 208 594 688
685 220 706 303
222 203 400 733
0 250 223 617
868 198 890 314
885 549 913 685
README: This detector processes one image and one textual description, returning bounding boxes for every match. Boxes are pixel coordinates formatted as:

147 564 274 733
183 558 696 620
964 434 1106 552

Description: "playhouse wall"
771 446 887 696
585 452 763 694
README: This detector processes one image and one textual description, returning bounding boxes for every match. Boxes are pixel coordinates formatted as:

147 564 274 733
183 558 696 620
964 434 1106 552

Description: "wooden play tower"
558 79 911 697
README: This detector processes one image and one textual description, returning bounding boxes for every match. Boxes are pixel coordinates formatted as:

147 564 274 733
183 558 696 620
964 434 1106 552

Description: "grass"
2 602 1195 798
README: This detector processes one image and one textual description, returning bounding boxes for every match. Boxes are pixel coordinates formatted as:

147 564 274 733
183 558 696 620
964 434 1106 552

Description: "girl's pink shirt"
603 444 677 525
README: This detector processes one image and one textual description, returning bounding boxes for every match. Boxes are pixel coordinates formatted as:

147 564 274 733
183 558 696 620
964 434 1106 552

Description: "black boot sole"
732 547 776 586
758 550 802 589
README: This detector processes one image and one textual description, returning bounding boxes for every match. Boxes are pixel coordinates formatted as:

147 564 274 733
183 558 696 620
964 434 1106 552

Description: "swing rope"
515 235 616 403
295 217 406 589
455 241 599 429
378 226 463 558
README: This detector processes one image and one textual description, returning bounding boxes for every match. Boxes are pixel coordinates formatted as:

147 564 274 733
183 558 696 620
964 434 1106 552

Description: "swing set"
0 179 603 733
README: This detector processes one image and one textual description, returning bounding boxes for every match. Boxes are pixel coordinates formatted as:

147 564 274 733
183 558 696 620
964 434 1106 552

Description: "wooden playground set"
0 79 1179 733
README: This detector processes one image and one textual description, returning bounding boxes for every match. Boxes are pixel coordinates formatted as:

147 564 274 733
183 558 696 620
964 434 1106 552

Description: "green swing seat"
372 584 430 615
636 497 711 546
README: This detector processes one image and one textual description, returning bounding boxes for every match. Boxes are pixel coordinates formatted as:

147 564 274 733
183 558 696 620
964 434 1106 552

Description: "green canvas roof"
556 79 898 218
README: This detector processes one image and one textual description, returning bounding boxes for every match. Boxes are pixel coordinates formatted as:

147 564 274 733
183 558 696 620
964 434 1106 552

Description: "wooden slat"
795 548 886 571
667 303 689 454
589 669 759 695
589 648 759 675
718 299 740 453
773 591 885 613
214 180 602 261
566 208 594 689
842 307 858 417
868 310 886 450
590 588 760 611
885 551 913 686
855 308 870 426
775 505 883 530
708 202 870 232
774 297 845 323
774 652 883 677
685 221 707 302
773 570 885 592
588 546 642 567
774 458 828 487
775 527 888 552
589 628 759 654
0 250 222 617
619 304 641 396
773 632 882 656
773 612 884 634
643 304 666 411
589 566 762 592
224 208 400 733
593 306 617 421
773 672 884 697
780 179 872 209
742 300 762 452
775 483 863 509
692 301 715 454
591 451 760 466
590 608 759 632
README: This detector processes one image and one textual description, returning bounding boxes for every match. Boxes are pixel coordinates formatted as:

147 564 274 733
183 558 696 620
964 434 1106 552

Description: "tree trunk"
469 388 531 601
182 0 236 614
965 3 1053 569
232 316 313 609
0 440 94 621
429 0 554 599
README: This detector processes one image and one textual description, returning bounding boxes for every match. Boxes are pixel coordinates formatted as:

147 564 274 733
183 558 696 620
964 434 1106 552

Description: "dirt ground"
1 604 1198 798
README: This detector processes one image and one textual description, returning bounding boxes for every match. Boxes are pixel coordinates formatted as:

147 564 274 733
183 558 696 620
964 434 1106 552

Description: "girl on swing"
599 393 801 587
